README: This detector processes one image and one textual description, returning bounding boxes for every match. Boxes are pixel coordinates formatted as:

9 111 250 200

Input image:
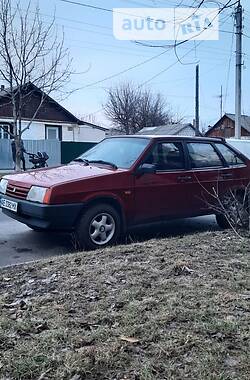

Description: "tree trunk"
15 135 21 171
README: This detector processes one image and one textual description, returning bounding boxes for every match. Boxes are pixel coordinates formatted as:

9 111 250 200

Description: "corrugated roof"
137 123 195 136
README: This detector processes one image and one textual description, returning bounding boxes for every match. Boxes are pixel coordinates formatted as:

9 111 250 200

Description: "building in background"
137 123 198 136
0 82 108 143
206 113 250 139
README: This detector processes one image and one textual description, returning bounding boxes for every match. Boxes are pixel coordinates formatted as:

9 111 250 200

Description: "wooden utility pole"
195 64 200 136
235 0 243 139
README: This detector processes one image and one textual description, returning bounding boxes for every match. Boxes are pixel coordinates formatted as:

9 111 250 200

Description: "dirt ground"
0 231 249 380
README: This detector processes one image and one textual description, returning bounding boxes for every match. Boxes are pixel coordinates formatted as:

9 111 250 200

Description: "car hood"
6 163 123 188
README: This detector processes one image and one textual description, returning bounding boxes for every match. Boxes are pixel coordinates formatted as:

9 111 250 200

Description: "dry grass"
0 231 249 380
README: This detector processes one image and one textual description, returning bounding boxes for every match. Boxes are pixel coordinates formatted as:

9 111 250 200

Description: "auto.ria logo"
113 8 219 41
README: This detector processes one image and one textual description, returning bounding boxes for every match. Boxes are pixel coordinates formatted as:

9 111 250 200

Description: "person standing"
11 139 27 171
11 139 16 170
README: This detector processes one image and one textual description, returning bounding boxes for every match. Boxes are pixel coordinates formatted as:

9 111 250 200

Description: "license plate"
1 198 18 213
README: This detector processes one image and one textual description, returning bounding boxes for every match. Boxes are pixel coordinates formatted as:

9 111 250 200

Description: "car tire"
76 203 121 250
216 214 230 229
216 190 249 230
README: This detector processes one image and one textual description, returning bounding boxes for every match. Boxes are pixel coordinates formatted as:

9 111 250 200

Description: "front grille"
6 184 29 200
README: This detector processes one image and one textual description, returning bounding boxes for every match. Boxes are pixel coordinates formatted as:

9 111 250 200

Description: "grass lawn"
0 231 249 380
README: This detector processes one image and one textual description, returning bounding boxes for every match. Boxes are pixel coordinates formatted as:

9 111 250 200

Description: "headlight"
27 186 48 203
0 179 8 194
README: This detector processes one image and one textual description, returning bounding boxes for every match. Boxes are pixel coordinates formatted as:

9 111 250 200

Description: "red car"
0 136 249 249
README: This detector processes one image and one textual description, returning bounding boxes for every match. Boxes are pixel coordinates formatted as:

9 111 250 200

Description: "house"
205 113 250 139
137 123 198 136
0 82 108 142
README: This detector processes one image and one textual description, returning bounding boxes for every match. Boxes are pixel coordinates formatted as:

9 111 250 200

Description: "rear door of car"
213 142 250 193
183 141 226 215
133 139 194 223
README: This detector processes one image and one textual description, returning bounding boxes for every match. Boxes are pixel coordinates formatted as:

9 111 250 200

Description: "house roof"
206 113 250 135
0 82 105 130
137 123 196 136
225 113 250 133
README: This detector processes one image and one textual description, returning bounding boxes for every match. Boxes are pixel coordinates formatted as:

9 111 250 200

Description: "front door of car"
133 141 194 224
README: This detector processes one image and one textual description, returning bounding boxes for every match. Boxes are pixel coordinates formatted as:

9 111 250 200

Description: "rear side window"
144 142 185 171
215 144 245 166
187 143 223 169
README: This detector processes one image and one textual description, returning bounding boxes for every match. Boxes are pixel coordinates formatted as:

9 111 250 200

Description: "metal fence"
0 140 61 170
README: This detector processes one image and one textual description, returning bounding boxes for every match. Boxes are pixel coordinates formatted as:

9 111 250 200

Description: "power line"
135 0 237 50
139 40 204 86
75 49 171 90
138 10 234 86
59 0 238 25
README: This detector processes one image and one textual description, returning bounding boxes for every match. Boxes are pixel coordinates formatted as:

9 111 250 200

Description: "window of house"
187 143 223 168
0 125 10 139
45 125 61 140
144 142 185 171
215 143 244 166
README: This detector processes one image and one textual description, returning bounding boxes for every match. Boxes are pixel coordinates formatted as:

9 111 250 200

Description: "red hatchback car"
1 136 250 249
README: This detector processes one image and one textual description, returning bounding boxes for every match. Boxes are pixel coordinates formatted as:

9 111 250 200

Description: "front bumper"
0 194 83 231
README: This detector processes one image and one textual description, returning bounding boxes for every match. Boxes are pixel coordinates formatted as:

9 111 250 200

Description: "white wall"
227 139 250 159
62 125 106 142
75 125 106 142
0 118 106 143
21 121 46 139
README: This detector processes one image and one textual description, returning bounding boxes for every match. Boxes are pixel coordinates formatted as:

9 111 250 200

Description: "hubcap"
89 213 115 246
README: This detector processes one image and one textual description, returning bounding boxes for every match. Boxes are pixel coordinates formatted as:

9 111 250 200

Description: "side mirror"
136 163 156 176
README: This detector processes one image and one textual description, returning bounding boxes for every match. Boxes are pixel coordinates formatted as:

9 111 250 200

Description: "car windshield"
76 137 149 169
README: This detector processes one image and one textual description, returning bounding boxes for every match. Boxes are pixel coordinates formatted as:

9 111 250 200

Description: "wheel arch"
76 196 127 233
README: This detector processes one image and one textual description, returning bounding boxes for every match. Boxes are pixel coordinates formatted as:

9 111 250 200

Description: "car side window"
187 143 223 169
144 142 185 171
215 143 245 166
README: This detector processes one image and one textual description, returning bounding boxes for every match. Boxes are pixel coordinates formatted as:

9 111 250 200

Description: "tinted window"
187 143 223 168
145 142 185 171
215 143 244 166
78 137 149 169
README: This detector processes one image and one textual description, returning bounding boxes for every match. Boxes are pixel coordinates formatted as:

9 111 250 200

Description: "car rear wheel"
216 214 230 229
216 190 249 230
76 203 121 250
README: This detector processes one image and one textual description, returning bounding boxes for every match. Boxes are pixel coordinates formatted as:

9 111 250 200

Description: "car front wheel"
76 203 121 250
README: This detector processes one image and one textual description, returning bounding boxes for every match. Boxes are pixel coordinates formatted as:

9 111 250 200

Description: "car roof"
107 135 225 143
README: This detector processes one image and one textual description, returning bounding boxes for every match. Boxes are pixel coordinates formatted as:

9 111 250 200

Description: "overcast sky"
23 0 250 129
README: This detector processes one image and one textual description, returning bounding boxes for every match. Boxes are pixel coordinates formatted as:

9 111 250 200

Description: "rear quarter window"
215 143 245 166
187 143 223 169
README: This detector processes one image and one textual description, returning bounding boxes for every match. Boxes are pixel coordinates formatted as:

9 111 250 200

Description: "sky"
22 0 250 129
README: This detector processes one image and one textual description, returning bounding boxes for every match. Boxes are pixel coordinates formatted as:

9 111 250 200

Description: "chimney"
1 85 5 91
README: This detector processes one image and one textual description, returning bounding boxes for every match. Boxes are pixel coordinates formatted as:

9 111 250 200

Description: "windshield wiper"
88 160 118 170
73 158 89 165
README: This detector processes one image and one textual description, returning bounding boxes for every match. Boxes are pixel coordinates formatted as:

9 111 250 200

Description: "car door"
133 140 194 224
184 141 226 215
214 142 250 194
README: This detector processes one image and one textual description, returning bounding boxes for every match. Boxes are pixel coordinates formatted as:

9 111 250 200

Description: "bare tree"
77 113 98 125
195 172 250 238
104 83 173 135
0 0 72 170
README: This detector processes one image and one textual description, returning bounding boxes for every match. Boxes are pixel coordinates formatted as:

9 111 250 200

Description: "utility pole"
220 85 223 118
235 0 243 139
195 64 200 136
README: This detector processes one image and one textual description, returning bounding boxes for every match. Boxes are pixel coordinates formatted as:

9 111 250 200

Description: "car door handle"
177 175 193 182
221 173 233 179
